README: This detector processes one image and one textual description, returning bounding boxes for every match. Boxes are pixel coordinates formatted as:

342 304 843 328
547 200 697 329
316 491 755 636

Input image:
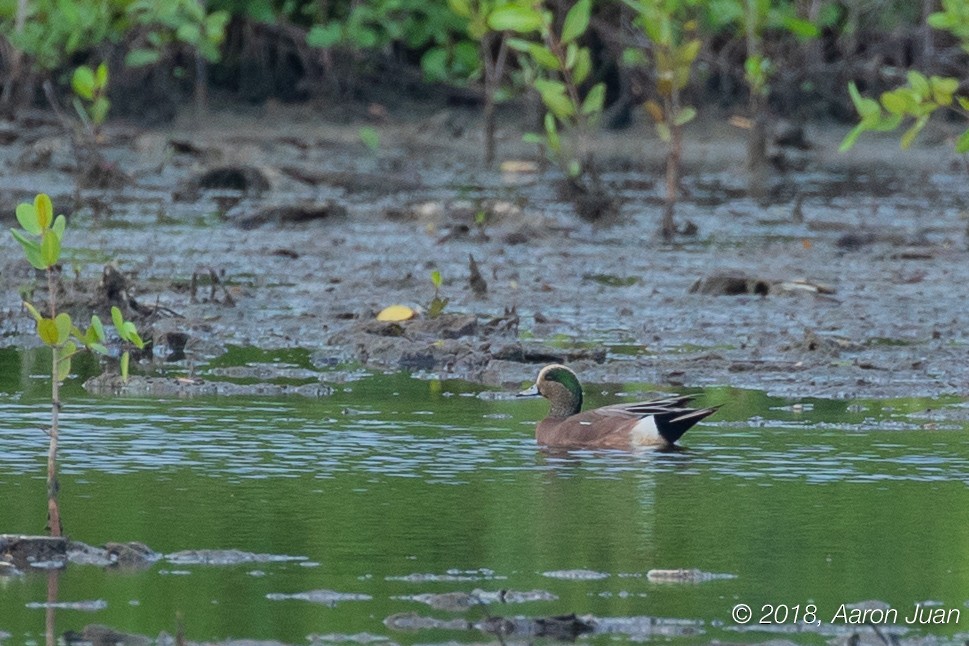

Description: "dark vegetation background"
1 0 965 127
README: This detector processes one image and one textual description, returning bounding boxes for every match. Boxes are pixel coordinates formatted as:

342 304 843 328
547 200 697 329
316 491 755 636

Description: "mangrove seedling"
623 0 701 241
428 269 449 318
10 193 145 537
71 62 110 143
494 0 606 193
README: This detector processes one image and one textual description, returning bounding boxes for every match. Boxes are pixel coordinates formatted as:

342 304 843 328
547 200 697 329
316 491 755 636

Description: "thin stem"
46 266 62 538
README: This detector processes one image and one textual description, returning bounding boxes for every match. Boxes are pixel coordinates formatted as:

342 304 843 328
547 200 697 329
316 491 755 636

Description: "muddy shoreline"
1 102 968 402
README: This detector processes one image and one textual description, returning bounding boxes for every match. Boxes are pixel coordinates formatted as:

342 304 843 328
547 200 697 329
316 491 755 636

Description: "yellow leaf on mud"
376 304 416 322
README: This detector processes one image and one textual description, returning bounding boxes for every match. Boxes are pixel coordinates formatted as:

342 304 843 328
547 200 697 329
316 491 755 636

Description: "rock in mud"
690 272 835 297
689 273 770 296
175 164 271 201
0 534 68 569
801 328 864 355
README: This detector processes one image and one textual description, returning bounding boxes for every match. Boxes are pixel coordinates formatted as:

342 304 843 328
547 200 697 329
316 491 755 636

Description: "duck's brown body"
522 365 718 450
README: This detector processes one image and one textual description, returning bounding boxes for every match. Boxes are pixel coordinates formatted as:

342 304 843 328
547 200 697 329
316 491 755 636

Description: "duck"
518 364 718 450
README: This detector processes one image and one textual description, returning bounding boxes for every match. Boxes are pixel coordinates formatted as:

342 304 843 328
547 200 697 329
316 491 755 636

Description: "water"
1 349 968 644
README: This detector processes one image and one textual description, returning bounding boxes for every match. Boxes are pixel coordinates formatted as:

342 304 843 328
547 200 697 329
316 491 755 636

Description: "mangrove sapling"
701 0 828 191
623 0 700 241
841 0 969 160
493 0 607 205
10 193 145 537
447 0 514 166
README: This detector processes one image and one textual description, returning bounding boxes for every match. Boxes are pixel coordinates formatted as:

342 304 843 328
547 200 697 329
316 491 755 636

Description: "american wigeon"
518 364 718 449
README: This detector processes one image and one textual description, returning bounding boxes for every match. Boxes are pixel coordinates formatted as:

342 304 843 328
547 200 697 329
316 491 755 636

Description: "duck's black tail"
654 405 720 444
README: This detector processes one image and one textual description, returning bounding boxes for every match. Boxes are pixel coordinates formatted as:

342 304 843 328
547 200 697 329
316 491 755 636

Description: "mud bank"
0 103 967 400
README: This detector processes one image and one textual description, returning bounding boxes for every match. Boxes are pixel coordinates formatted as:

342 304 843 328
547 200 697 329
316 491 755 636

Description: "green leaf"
57 353 71 383
125 48 162 67
447 0 472 19
54 312 71 345
655 121 671 143
420 46 449 82
673 105 697 126
95 62 108 88
176 22 202 45
127 329 145 350
907 70 930 98
91 315 105 342
111 306 125 333
38 318 58 346
62 340 77 360
561 0 590 43
306 22 343 48
544 112 560 151
121 351 130 382
121 320 138 340
572 47 591 84
880 89 913 115
782 16 819 39
525 42 560 70
15 202 40 235
958 96 969 112
522 132 545 145
848 82 880 119
930 75 959 105
40 229 60 267
72 66 95 100
487 6 543 32
580 82 605 115
535 78 573 120
91 97 110 125
89 342 109 355
567 159 581 177
52 214 66 241
955 129 969 153
676 39 701 66
431 269 442 290
34 194 53 230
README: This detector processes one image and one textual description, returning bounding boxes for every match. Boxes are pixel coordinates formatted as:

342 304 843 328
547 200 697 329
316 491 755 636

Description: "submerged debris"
233 201 349 229
83 374 334 398
541 569 610 580
396 588 558 611
267 589 373 606
166 549 307 565
645 568 736 583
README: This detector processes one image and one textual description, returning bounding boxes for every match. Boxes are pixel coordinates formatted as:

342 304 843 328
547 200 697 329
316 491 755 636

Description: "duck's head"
518 364 583 418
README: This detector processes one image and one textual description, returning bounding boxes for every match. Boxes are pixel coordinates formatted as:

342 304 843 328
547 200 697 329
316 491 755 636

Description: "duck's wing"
595 395 719 445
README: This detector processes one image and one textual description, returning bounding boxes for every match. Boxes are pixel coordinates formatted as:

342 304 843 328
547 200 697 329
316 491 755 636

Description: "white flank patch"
629 415 662 445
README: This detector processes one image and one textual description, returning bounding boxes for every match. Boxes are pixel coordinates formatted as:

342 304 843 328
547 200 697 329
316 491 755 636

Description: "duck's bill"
517 384 540 397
